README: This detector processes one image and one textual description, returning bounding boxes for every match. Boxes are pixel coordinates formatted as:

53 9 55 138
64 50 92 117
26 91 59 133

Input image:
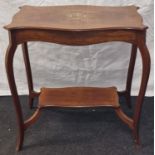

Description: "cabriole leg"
5 42 24 151
133 37 151 144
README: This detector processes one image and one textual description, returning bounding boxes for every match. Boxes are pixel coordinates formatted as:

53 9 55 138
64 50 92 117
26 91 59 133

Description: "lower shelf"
38 86 120 108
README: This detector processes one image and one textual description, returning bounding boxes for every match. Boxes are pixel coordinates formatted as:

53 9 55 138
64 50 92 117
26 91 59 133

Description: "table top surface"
5 5 146 31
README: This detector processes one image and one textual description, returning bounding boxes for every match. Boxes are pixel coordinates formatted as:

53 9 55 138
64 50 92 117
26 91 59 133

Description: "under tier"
38 87 120 108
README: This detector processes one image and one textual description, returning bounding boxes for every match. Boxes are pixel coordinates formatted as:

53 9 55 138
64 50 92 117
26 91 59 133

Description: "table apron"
10 29 142 45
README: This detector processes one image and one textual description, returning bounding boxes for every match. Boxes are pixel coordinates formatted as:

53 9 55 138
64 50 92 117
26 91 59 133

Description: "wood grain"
39 87 119 108
4 5 146 31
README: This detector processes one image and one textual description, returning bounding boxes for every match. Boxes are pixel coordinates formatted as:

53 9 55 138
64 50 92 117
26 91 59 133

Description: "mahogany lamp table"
4 5 151 151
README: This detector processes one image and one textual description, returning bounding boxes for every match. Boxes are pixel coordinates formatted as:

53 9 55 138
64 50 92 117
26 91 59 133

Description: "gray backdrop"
0 0 153 96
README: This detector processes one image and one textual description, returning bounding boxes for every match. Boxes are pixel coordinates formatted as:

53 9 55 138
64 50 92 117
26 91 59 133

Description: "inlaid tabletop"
5 5 146 31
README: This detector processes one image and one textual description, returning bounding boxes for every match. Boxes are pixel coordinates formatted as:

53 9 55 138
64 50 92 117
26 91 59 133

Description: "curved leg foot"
16 108 41 151
16 129 24 151
133 128 140 145
24 108 41 130
114 107 134 130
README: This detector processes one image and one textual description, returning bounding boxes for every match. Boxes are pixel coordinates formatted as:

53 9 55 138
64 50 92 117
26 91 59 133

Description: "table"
4 5 150 151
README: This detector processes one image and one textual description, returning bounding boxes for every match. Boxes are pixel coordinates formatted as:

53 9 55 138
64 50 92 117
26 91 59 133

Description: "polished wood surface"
5 5 146 31
39 87 119 108
4 5 151 151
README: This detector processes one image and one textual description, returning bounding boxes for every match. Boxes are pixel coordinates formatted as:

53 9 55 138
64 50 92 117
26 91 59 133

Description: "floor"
0 96 153 155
